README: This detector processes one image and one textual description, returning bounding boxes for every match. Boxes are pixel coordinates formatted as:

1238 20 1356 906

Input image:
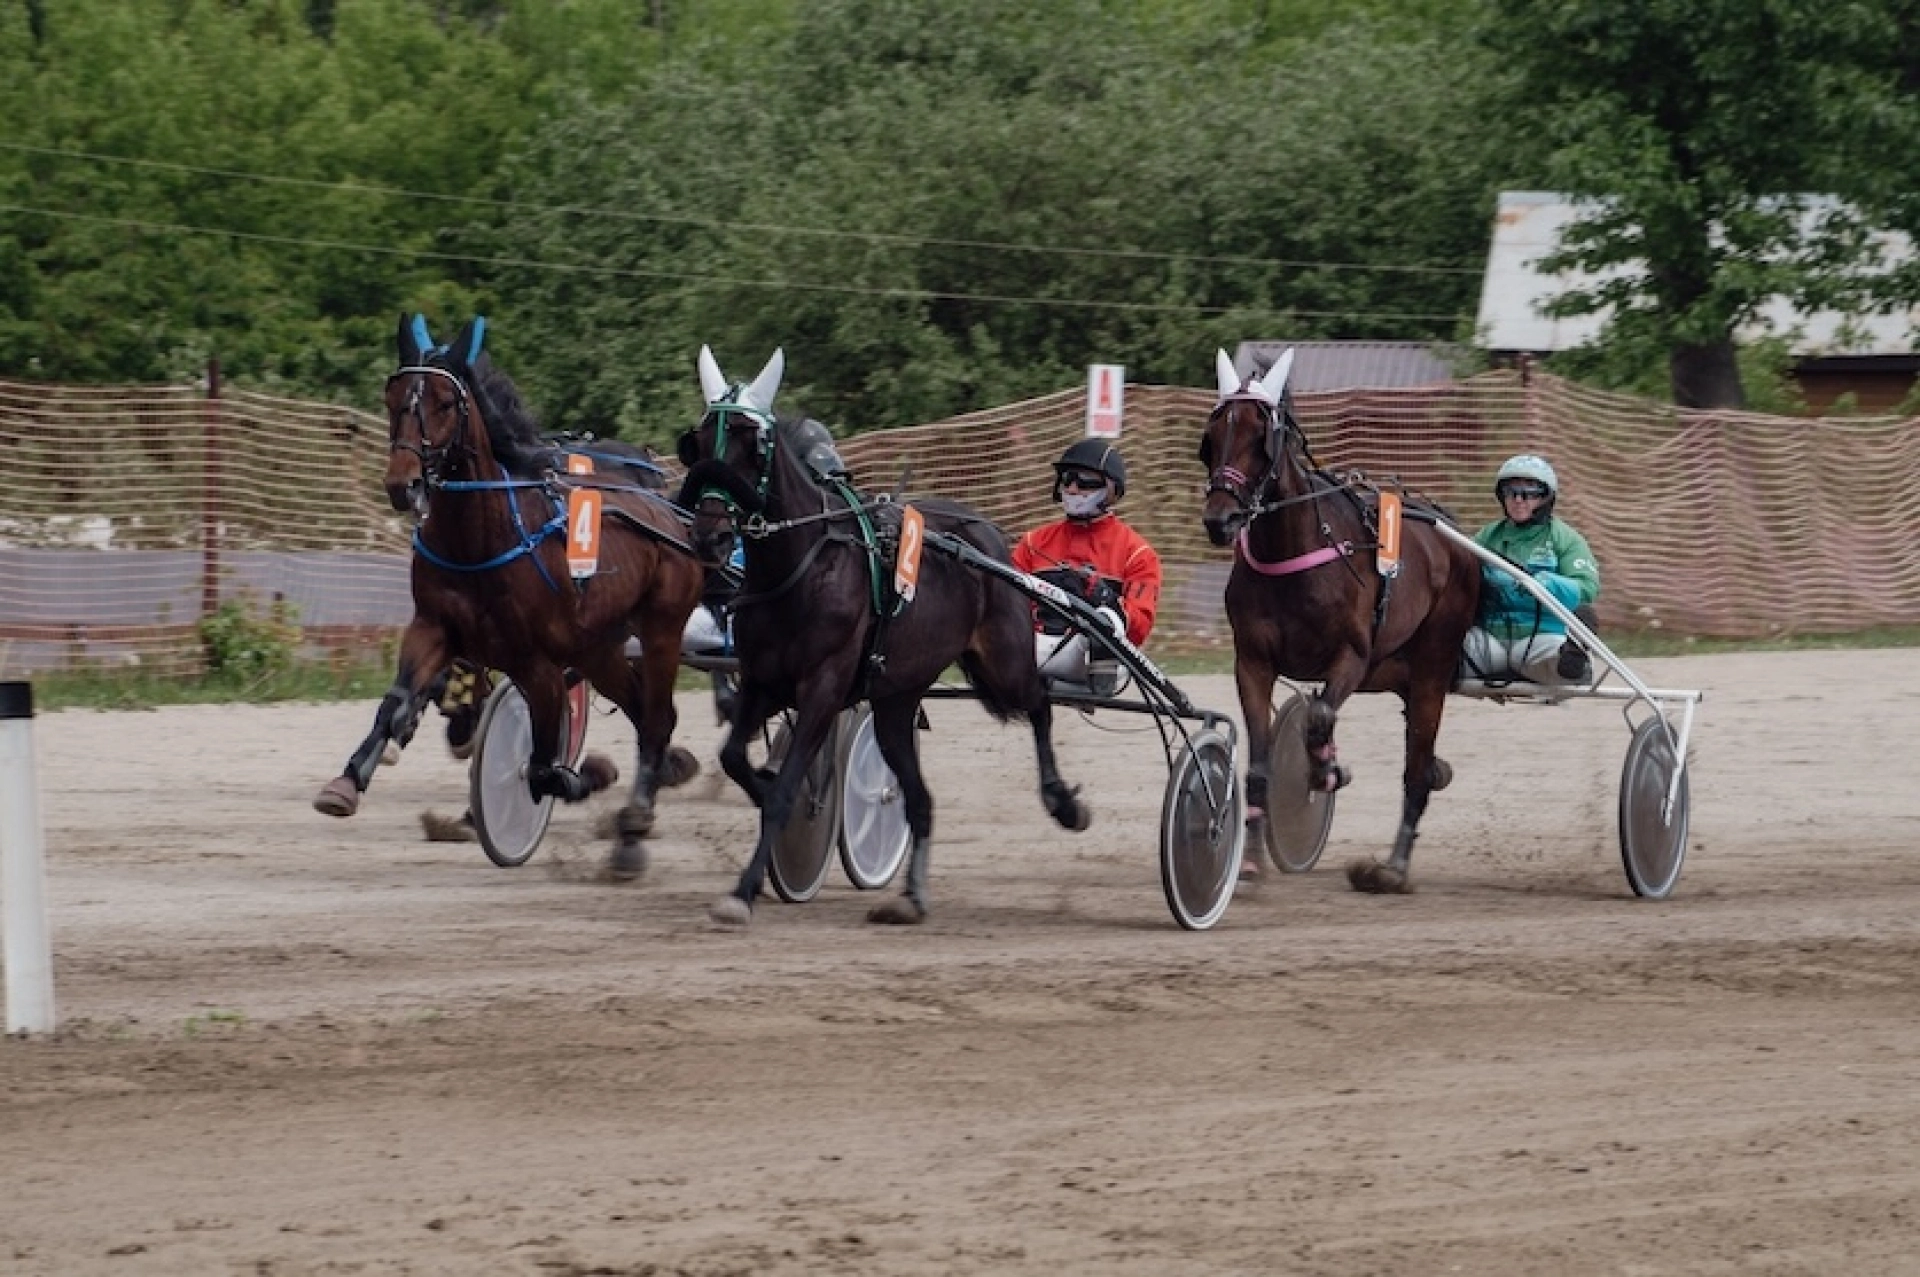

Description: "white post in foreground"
0 681 56 1034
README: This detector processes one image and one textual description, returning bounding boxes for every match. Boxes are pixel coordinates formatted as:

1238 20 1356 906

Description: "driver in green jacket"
1463 454 1601 685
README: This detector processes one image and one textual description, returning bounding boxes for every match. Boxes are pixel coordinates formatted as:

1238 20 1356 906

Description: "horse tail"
956 651 1025 724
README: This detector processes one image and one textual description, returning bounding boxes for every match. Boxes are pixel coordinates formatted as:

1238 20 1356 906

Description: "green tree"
1480 0 1920 409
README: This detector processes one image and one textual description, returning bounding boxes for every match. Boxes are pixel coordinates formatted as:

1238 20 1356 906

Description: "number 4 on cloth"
566 454 602 579
894 505 925 603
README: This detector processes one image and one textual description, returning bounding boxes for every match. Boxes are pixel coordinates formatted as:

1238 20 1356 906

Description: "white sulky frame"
1433 519 1701 827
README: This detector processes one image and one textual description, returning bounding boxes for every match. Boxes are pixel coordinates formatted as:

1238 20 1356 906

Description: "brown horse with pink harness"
1198 349 1481 892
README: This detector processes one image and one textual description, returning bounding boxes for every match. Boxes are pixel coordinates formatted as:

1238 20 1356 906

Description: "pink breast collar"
1236 527 1352 576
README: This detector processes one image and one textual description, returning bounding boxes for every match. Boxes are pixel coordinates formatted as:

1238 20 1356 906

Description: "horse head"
1198 347 1300 547
383 314 489 515
674 345 785 567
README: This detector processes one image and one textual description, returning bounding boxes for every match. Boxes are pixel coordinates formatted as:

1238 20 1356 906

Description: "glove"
1092 606 1126 641
1528 569 1582 609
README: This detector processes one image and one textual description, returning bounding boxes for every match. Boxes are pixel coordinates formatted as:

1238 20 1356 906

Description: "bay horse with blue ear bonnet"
1199 348 1481 892
675 346 1091 927
314 315 705 878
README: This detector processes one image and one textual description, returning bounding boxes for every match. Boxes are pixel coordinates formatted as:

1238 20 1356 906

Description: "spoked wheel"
837 704 911 891
469 677 576 868
1264 692 1336 873
1619 717 1690 899
1159 729 1244 931
765 712 843 904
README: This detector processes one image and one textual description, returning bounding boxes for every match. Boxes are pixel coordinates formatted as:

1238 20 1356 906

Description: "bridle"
1204 390 1362 578
1203 391 1308 523
387 364 473 482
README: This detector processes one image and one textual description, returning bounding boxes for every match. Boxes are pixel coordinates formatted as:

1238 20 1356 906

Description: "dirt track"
5 648 1920 1275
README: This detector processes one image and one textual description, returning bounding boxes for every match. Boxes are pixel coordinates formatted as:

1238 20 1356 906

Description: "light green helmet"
1494 454 1558 497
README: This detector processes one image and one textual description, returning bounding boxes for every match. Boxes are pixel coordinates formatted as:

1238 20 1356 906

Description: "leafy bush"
198 595 302 682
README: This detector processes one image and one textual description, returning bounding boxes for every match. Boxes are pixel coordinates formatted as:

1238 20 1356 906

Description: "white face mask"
1062 489 1109 519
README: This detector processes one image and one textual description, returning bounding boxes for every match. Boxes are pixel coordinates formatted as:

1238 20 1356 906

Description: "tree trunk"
1669 339 1745 410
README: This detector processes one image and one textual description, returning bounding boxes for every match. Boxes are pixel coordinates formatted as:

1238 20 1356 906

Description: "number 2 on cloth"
894 505 925 603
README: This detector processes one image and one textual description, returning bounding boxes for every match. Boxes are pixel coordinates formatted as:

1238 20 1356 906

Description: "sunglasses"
1500 485 1549 502
1060 470 1108 491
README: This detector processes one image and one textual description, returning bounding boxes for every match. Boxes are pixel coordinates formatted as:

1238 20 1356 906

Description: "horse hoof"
660 745 701 789
1429 758 1454 792
380 743 401 767
615 802 654 841
578 753 620 795
709 895 752 927
1345 858 1412 895
867 896 927 925
419 810 476 843
609 838 649 882
1044 783 1092 832
313 777 360 818
1316 764 1352 794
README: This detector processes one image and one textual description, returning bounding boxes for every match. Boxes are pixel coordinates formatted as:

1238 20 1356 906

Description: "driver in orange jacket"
1011 439 1162 692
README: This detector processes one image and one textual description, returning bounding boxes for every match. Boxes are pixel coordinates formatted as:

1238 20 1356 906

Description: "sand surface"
5 648 1920 1275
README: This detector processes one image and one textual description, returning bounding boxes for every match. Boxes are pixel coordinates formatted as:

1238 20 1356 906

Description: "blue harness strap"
414 466 566 591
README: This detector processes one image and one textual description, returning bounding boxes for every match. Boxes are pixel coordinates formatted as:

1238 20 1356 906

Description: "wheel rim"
1620 719 1688 899
470 680 556 868
766 715 840 903
1160 730 1243 930
1264 694 1335 872
838 707 911 890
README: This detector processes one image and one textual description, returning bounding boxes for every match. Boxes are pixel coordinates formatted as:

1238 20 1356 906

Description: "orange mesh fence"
3 370 1917 681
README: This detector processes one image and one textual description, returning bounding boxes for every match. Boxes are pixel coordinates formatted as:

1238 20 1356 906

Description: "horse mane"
461 352 553 477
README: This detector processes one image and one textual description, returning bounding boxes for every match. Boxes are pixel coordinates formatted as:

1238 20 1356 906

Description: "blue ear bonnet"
409 314 436 360
409 314 486 364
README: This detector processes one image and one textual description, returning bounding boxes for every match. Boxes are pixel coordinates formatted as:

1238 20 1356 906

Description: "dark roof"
1232 341 1461 391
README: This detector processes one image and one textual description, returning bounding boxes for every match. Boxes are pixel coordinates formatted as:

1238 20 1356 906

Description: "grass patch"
17 624 1919 712
28 663 392 712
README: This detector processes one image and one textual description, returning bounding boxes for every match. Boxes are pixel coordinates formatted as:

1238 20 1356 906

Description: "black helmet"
1051 438 1128 501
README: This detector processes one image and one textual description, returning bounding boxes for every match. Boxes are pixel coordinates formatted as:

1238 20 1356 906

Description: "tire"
1264 693 1336 873
836 705 912 891
764 712 842 904
1619 717 1689 899
1159 729 1244 931
469 678 571 868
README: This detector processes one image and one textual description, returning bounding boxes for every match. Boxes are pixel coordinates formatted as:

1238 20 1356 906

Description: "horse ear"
1214 349 1241 399
446 319 481 374
398 313 425 366
744 347 785 413
697 345 730 404
1252 347 1295 407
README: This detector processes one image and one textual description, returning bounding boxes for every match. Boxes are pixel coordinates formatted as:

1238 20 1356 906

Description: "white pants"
1036 632 1091 683
1461 628 1575 684
682 605 728 655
